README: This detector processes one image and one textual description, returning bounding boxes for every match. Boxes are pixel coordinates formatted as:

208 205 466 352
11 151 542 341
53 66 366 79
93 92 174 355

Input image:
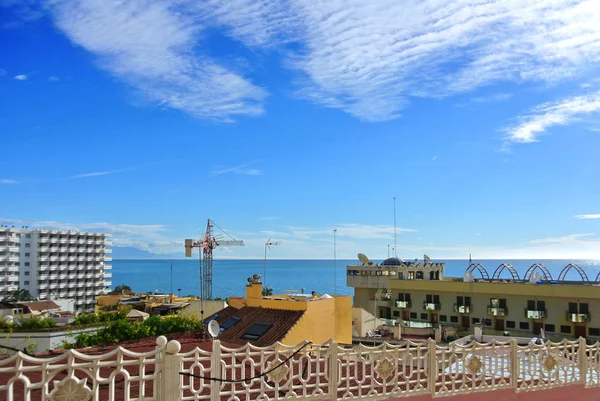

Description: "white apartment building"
0 226 112 311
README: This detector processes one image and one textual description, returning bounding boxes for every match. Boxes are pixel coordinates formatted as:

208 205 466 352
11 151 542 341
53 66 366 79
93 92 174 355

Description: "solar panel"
220 316 241 332
241 322 272 340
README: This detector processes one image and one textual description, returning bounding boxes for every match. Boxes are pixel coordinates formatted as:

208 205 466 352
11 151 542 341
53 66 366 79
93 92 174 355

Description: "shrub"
17 316 56 330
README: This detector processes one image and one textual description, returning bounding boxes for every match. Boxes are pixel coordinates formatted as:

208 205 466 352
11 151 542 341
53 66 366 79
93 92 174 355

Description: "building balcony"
39 284 48 289
7 266 19 273
488 306 508 316
568 312 590 323
105 248 112 254
423 302 441 311
39 265 50 271
38 237 49 243
454 304 471 314
38 247 50 253
7 246 20 253
38 274 48 281
104 256 113 262
526 309 546 319
395 300 411 308
49 265 59 271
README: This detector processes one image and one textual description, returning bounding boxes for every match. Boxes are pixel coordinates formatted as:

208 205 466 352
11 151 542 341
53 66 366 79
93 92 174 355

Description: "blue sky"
1 0 600 259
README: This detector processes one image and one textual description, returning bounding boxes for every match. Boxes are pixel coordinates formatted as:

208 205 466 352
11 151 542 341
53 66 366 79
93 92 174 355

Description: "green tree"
114 283 132 292
262 286 273 296
2 288 34 303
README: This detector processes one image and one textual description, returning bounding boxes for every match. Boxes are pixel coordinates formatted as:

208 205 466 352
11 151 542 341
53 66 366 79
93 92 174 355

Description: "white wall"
0 326 100 353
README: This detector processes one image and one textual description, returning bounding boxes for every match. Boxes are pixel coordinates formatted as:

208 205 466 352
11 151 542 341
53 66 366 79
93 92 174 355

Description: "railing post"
329 341 339 400
160 339 181 401
211 339 222 401
510 339 519 390
579 337 588 386
428 338 437 395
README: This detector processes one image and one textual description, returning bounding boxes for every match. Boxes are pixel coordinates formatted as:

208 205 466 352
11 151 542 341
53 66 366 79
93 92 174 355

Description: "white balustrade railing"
0 336 595 401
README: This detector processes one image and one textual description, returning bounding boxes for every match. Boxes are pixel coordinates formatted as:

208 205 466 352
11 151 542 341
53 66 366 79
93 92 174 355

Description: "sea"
111 259 600 299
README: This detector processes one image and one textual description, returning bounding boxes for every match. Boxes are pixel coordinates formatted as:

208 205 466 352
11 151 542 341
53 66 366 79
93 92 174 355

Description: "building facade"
348 256 600 340
0 226 112 311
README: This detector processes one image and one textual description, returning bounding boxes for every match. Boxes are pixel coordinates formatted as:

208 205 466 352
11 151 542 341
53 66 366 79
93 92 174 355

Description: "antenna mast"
393 197 398 258
264 239 281 289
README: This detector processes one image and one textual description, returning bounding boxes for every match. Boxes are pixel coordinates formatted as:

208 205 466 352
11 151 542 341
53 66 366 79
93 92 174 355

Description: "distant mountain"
111 247 181 259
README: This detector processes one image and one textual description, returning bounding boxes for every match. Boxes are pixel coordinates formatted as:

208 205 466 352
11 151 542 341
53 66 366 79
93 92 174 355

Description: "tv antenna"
393 197 398 258
264 239 282 288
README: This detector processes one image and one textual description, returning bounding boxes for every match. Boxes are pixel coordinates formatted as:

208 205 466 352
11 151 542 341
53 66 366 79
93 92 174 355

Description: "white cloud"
575 214 600 219
48 76 59 82
0 179 19 184
529 233 595 245
211 160 263 176
14 74 27 80
198 0 600 121
432 156 438 161
0 69 6 76
504 91 600 143
68 169 126 179
46 0 266 122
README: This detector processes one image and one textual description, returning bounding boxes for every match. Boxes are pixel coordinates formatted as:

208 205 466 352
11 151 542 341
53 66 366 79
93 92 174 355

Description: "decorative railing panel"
0 337 165 401
434 339 512 396
336 340 430 400
516 339 580 392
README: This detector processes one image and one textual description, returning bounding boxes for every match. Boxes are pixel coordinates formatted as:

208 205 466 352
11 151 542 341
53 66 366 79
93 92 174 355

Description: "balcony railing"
488 306 508 316
423 302 441 311
568 312 590 323
526 309 546 319
395 300 411 308
454 304 471 314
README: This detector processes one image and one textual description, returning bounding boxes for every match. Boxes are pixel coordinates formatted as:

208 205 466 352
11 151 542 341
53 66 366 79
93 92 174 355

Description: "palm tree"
114 283 132 292
262 286 273 296
2 287 34 303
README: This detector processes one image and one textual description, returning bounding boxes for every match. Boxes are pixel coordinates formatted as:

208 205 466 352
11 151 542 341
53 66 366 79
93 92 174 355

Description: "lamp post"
334 229 337 295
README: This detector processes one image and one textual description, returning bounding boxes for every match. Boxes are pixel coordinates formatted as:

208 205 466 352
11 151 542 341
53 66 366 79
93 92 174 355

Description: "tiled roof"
14 301 60 312
206 306 304 347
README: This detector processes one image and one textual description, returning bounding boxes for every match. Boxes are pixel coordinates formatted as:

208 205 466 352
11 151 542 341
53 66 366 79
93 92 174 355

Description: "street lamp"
334 229 337 295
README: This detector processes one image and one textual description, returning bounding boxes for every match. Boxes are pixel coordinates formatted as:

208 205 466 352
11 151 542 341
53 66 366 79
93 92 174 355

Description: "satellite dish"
208 320 220 338
424 254 432 264
357 253 371 265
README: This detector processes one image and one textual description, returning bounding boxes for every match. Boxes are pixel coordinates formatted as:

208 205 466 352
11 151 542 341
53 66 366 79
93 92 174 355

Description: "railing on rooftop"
2 336 600 400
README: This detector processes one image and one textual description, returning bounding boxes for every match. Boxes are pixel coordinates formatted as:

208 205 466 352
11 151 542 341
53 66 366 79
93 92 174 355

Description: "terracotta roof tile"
14 301 60 312
206 306 304 347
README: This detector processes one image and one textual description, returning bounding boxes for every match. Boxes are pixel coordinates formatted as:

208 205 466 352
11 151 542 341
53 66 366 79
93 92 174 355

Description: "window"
589 328 600 337
440 315 447 322
580 303 589 314
472 317 480 324
25 253 30 257
527 300 535 310
24 281 29 285
241 322 272 340
397 293 411 301
410 312 417 319
25 234 31 239
393 310 400 317
537 300 545 311
450 316 458 323
25 243 30 248
24 271 30 276
425 294 439 303
421 313 428 320
561 325 571 334
519 322 529 330
24 262 30 267
220 317 241 332
544 324 555 332
568 302 578 314
490 298 507 308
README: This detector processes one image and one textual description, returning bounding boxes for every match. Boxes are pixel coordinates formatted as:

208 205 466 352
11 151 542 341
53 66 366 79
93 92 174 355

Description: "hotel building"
347 256 600 340
0 226 112 311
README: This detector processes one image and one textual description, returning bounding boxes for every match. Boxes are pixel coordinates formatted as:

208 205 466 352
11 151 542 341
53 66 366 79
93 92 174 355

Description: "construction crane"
185 219 244 300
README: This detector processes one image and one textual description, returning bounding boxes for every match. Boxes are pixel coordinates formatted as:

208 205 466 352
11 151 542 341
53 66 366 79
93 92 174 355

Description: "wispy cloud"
0 179 19 184
48 76 59 82
432 156 438 161
212 161 263 176
455 93 513 108
575 214 600 219
196 0 600 121
529 233 596 245
0 69 6 76
14 74 27 81
45 0 266 122
504 91 600 144
68 169 127 179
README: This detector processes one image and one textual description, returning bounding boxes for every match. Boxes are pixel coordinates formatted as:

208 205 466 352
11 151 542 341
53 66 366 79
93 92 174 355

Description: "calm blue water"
111 259 600 298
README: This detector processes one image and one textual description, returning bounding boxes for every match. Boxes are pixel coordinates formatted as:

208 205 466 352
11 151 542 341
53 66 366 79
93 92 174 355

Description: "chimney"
246 275 263 307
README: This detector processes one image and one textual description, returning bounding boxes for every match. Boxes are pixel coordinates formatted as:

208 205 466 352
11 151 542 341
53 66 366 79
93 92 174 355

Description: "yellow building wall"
95 295 122 312
281 296 352 345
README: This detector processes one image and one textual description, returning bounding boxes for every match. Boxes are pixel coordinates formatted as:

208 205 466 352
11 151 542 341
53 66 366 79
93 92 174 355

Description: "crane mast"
185 218 244 300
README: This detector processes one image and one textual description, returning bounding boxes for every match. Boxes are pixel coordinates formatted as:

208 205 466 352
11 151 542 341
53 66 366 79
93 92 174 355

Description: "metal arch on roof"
466 263 490 280
558 263 589 282
595 271 600 282
492 263 520 280
523 263 553 281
